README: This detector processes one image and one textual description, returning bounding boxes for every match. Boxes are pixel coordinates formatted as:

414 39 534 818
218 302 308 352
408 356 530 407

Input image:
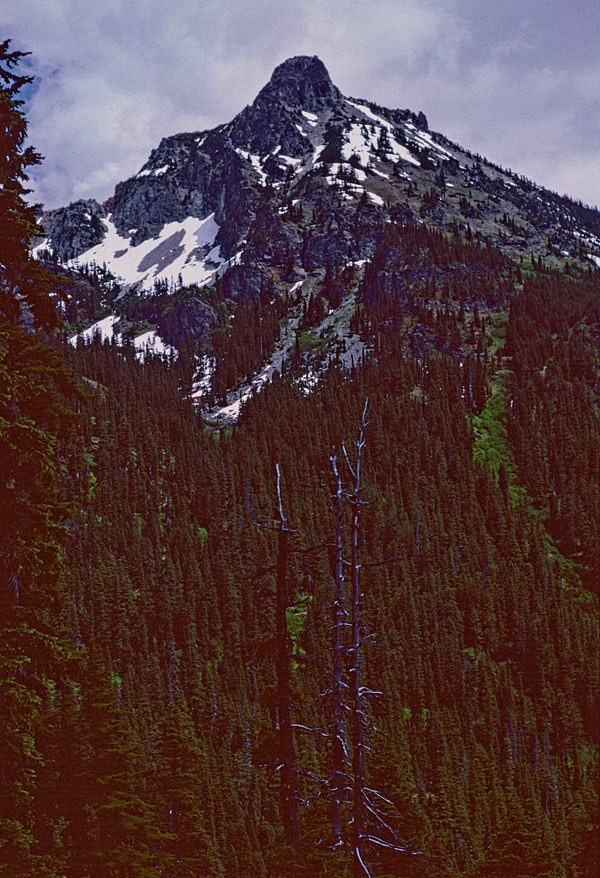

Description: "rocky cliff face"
35 55 445 283
40 55 600 287
228 55 342 157
41 199 107 260
38 55 600 419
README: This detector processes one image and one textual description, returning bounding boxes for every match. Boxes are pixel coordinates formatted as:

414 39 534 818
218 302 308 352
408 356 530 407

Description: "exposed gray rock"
220 265 273 303
110 132 262 258
242 209 303 269
41 200 107 260
300 192 385 270
137 231 186 274
228 56 341 156
158 295 216 349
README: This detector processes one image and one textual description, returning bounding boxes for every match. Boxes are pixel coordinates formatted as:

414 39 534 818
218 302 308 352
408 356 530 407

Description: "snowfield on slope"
68 214 224 291
68 316 176 361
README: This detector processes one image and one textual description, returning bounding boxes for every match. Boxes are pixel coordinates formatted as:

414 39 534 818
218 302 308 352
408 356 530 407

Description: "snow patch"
313 143 326 164
191 355 216 399
235 149 268 185
132 330 176 359
31 238 50 259
342 123 374 168
279 154 303 168
69 317 174 361
410 129 453 158
346 100 392 130
387 134 421 167
296 371 319 395
342 120 420 169
69 314 119 345
68 213 223 291
301 111 318 128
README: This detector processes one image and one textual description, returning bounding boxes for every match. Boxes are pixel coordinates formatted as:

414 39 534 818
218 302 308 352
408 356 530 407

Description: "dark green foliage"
154 699 224 876
2 39 598 878
50 305 598 873
0 42 82 877
64 657 165 877
0 40 59 330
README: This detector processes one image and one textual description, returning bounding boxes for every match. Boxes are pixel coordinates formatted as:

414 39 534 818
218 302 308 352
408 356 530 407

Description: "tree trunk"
348 411 368 876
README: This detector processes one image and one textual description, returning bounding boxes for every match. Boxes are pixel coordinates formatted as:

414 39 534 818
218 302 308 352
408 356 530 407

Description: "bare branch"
364 788 395 808
276 462 286 528
355 846 373 877
358 687 383 697
361 396 370 429
364 835 411 852
342 439 357 480
364 802 395 838
291 723 329 738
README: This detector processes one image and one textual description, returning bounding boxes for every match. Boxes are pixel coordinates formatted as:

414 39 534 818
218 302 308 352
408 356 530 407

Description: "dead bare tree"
343 400 370 876
251 438 419 871
340 400 417 877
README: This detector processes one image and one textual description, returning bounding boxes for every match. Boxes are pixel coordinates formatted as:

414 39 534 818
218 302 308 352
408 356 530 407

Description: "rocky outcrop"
242 208 303 269
220 265 273 303
300 192 386 270
228 56 341 156
41 200 106 260
158 295 216 349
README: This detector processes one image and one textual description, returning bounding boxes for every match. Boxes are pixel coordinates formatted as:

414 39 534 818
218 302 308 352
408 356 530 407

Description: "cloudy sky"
4 0 599 210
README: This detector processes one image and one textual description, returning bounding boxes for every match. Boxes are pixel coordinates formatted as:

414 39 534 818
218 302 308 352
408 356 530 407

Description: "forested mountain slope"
49 260 599 876
1 45 599 877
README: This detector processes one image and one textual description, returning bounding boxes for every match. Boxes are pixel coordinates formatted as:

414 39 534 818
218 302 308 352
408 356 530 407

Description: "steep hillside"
5 47 599 878
34 56 600 422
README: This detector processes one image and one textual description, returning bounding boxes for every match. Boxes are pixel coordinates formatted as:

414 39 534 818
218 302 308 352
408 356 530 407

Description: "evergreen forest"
1 40 599 878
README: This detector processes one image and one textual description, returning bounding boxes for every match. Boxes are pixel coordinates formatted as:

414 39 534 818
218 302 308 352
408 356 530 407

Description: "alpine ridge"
34 55 600 421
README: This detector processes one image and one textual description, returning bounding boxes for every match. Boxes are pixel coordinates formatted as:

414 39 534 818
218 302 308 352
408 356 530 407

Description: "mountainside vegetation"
1 44 599 877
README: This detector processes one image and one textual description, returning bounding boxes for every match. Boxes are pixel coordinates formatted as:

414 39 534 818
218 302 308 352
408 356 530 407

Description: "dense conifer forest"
1 40 599 877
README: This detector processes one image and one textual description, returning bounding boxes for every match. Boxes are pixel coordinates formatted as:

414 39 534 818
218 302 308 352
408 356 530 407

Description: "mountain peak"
256 54 342 113
227 55 342 156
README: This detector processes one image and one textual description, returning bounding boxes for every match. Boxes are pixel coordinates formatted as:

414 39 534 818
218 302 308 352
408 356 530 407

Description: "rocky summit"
35 55 600 420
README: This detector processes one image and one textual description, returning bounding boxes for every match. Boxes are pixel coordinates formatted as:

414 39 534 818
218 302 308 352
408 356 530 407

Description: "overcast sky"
4 0 599 210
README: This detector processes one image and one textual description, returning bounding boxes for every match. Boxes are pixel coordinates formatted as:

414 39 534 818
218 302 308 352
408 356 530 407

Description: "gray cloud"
3 0 599 209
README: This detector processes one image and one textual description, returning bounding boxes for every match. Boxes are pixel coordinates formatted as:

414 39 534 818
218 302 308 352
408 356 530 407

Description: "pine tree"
0 40 58 329
479 796 555 877
75 657 165 878
0 40 79 877
154 699 224 876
